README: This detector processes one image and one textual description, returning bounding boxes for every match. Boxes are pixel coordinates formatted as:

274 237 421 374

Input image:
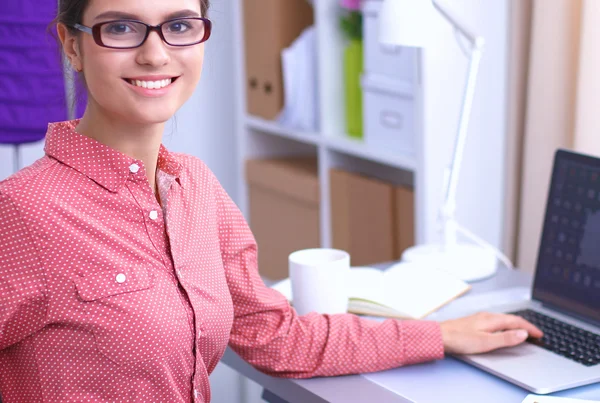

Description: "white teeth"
129 78 173 89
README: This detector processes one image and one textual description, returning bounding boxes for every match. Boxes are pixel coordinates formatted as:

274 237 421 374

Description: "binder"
243 0 314 119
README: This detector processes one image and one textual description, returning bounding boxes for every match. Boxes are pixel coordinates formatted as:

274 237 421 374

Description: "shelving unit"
245 116 320 146
232 0 509 261
245 115 418 171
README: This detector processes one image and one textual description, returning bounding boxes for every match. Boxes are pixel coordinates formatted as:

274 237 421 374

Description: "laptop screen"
532 149 600 325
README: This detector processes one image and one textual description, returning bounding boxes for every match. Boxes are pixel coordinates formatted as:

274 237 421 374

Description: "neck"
76 101 165 192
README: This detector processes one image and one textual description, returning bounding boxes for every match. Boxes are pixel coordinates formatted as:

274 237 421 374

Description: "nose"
135 30 170 67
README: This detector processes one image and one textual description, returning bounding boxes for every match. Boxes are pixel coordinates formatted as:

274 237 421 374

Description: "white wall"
420 0 509 251
163 0 237 198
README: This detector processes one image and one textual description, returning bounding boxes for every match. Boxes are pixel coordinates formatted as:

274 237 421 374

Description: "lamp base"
401 243 497 282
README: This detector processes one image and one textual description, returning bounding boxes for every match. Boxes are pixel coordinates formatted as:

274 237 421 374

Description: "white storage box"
361 74 416 155
362 0 417 82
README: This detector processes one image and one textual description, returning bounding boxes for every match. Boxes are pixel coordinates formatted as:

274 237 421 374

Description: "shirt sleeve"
215 181 445 378
0 191 48 350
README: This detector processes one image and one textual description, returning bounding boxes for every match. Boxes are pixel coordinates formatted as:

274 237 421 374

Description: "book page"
382 262 471 319
270 263 470 319
347 266 385 304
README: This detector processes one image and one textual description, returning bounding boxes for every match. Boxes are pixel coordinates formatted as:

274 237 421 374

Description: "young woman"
0 0 542 401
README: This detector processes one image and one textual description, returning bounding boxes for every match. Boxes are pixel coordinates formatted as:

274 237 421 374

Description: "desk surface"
221 266 600 402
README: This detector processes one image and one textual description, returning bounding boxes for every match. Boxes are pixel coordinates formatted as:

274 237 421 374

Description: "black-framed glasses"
73 17 212 49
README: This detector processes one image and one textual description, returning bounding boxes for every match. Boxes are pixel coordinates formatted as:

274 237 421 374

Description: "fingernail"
516 330 528 340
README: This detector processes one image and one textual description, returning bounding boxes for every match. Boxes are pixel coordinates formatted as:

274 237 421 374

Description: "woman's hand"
440 311 544 355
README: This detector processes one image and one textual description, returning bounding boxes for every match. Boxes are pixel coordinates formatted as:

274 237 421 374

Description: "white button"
194 389 199 399
115 273 127 283
177 269 183 278
149 210 158 220
129 163 140 173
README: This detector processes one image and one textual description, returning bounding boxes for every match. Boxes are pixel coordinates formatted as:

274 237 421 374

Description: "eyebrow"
94 9 201 22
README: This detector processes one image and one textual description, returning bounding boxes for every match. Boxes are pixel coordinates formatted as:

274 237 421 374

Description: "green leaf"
340 10 363 40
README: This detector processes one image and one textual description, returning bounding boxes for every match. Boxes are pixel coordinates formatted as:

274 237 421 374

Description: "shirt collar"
44 119 184 193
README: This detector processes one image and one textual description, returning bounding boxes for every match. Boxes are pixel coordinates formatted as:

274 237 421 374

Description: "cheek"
181 48 205 93
82 54 127 102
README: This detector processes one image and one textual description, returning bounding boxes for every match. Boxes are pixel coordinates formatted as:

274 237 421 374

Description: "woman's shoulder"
0 156 58 199
171 152 213 169
171 152 207 169
170 152 221 189
0 156 60 233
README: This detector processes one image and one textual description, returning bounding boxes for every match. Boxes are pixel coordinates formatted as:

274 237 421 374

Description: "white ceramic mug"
288 248 350 315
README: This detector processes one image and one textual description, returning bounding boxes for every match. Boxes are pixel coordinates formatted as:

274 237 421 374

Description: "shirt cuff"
400 320 445 365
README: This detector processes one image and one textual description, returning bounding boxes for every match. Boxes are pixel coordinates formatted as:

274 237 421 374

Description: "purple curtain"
0 0 87 146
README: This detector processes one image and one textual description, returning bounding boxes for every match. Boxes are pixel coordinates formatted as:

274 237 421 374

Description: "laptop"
455 149 600 394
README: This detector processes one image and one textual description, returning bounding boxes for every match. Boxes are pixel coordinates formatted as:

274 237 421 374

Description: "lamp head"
379 0 435 48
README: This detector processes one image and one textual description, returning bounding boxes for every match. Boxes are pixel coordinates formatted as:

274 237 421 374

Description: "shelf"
324 135 418 172
245 115 417 172
236 0 509 257
245 116 321 146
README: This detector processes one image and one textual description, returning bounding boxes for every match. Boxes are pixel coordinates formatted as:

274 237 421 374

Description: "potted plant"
340 0 363 139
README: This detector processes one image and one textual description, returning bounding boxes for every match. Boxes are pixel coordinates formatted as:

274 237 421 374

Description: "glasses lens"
162 18 207 45
100 20 147 48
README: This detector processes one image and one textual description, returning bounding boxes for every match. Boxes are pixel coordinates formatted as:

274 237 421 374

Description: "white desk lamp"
379 0 509 282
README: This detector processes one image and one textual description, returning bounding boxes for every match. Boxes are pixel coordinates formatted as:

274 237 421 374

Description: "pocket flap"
74 267 153 301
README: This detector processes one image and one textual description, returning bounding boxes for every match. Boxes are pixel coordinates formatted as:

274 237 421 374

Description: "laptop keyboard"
511 309 600 366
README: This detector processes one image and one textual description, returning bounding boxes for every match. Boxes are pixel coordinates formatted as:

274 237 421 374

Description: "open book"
271 262 471 319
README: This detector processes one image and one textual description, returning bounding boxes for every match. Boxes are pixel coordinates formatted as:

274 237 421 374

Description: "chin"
139 113 174 125
123 108 178 126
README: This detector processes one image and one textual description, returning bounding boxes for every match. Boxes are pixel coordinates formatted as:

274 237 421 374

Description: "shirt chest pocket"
74 267 193 365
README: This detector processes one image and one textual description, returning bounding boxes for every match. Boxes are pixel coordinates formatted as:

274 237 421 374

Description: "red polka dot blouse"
0 120 444 402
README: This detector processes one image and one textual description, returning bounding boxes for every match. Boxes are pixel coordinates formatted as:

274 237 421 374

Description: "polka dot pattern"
0 120 444 402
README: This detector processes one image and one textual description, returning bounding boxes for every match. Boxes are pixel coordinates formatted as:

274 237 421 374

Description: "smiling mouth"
124 76 179 89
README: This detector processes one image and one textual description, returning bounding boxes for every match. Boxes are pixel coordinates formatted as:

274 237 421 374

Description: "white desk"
221 266 600 402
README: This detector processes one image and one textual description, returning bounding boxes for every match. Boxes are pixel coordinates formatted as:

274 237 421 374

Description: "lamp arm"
441 37 484 244
432 0 478 44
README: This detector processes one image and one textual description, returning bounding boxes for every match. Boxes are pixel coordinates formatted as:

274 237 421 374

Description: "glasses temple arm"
73 23 93 34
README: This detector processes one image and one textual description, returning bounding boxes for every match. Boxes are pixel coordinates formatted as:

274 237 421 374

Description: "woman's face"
69 0 205 125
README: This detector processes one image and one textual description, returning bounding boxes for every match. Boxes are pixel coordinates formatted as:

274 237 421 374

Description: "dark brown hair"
54 0 210 32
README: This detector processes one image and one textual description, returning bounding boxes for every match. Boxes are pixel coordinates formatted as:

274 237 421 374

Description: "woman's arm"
215 180 444 378
0 191 48 350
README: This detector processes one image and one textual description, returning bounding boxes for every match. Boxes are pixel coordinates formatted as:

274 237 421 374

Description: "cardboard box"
394 185 415 258
243 0 314 119
330 169 415 266
246 157 320 280
330 169 396 266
